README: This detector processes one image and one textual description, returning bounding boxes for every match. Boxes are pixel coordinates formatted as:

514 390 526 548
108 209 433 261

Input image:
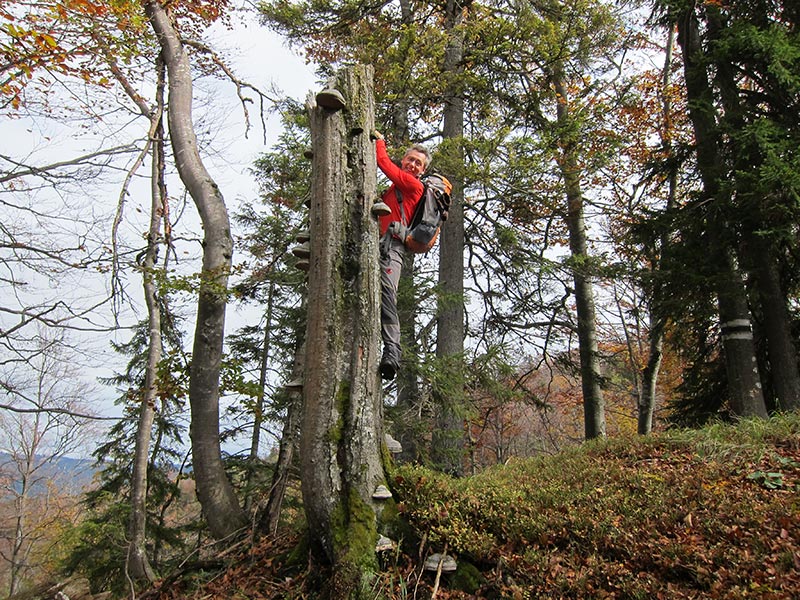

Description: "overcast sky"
1 8 318 457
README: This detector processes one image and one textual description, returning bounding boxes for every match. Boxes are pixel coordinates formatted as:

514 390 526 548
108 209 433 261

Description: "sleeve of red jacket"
376 139 424 201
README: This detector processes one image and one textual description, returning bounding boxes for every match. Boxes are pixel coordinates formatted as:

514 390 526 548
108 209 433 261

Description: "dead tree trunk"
300 65 386 596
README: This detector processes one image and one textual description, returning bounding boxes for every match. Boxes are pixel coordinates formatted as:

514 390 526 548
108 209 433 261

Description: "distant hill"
0 453 98 495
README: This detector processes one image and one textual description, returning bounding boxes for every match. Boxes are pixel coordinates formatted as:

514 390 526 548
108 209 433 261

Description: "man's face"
400 150 427 178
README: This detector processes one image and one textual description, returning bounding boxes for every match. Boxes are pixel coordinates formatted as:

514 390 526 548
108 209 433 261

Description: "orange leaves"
63 0 111 18
1 0 231 112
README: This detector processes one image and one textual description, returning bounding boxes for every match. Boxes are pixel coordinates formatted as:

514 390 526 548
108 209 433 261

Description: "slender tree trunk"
126 61 167 583
262 300 306 535
552 65 606 440
144 0 247 539
639 25 677 434
676 6 767 419
639 311 664 434
244 283 275 515
432 0 467 475
301 65 385 597
8 464 30 596
389 0 413 141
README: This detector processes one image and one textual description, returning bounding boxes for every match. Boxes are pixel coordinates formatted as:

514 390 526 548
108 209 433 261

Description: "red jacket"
376 139 424 236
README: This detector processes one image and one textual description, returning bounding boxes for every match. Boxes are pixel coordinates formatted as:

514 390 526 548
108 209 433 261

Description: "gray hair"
406 143 431 169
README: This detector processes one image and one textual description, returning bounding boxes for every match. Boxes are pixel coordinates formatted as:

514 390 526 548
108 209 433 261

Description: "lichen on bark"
298 65 387 598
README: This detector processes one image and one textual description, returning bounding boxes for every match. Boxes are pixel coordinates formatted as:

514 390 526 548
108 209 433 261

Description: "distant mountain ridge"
0 453 98 494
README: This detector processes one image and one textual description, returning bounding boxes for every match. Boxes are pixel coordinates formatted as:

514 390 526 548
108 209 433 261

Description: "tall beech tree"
143 0 248 539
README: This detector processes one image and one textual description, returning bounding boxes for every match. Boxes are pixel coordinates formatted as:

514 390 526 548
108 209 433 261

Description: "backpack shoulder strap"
395 187 407 227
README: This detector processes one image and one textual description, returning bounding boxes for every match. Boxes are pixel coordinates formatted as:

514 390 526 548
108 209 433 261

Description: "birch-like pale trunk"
144 0 247 539
126 65 165 584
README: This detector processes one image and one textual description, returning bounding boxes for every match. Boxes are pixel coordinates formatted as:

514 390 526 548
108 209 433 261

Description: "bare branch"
0 146 139 184
0 400 115 421
183 37 280 143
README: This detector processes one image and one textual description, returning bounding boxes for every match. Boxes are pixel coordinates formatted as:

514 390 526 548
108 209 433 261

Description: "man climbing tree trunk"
301 65 387 597
144 0 247 540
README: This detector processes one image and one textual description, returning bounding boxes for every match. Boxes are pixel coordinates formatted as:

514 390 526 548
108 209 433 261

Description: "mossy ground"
144 413 800 599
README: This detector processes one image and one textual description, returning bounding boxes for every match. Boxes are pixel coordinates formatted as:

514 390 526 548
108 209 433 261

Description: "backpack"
396 173 452 254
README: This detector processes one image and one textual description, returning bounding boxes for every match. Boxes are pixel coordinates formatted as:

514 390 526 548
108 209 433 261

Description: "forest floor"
149 413 800 599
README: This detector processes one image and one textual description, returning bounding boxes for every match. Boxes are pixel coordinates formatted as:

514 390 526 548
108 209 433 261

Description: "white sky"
1 8 317 457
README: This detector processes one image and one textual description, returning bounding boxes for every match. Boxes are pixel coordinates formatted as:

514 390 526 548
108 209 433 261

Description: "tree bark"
301 65 385 596
676 6 767 419
432 0 467 475
552 64 606 440
126 61 166 583
639 25 677 434
639 312 664 434
262 302 305 535
747 237 800 411
144 0 247 539
705 7 800 413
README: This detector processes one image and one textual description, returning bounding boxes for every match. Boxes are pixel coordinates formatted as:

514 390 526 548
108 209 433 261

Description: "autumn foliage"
138 413 800 599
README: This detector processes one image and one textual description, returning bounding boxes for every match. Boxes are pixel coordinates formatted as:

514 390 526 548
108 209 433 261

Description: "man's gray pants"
380 235 405 367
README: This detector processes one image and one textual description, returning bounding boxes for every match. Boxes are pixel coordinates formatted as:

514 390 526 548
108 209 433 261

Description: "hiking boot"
315 87 346 110
384 433 402 454
291 242 310 259
379 359 397 380
375 535 394 552
372 484 392 500
424 553 457 572
371 201 391 217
